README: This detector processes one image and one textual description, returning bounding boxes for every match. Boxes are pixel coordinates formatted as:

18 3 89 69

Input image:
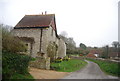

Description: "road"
62 60 119 79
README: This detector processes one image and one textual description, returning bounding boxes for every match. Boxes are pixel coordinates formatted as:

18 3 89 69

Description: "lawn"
86 58 120 76
50 59 87 72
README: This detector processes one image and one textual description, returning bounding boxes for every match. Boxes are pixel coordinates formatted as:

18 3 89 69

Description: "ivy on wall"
47 42 58 62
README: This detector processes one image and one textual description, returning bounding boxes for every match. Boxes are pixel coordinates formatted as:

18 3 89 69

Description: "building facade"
11 14 66 60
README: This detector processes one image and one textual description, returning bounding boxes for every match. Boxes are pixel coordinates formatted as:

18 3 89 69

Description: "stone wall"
40 28 49 55
58 39 66 58
29 57 50 70
42 26 57 56
11 28 41 57
11 27 58 57
11 26 66 69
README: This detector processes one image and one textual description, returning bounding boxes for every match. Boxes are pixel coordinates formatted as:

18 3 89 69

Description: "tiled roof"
15 14 55 28
90 49 102 54
86 53 97 58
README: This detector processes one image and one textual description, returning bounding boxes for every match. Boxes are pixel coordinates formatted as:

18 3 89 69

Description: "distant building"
94 54 99 57
88 49 102 58
86 53 97 58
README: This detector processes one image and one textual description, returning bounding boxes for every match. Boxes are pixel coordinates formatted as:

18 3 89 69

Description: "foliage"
100 45 111 58
59 32 89 55
63 56 70 61
79 43 87 50
31 57 36 61
67 37 76 49
2 51 32 79
55 57 63 63
2 25 27 53
51 59 87 72
54 56 70 63
47 42 58 62
59 33 76 54
1 24 33 79
66 49 75 54
112 41 119 54
86 58 120 76
112 41 119 48
10 72 34 80
59 31 68 38
99 41 120 58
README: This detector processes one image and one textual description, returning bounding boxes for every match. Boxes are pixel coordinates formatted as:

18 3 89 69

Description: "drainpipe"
39 29 43 53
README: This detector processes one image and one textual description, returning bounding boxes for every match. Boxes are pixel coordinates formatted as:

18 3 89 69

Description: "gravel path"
62 60 119 79
29 67 69 79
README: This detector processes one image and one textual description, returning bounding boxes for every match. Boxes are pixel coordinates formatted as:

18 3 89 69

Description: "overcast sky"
0 0 119 47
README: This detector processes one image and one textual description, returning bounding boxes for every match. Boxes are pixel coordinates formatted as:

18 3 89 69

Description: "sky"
0 0 119 47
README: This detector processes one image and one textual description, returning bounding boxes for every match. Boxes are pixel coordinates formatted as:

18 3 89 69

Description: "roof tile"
15 14 55 28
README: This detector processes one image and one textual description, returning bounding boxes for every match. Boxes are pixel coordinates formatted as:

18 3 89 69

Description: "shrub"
55 57 62 63
1 24 33 79
2 26 27 53
63 56 70 61
31 57 36 61
2 51 31 79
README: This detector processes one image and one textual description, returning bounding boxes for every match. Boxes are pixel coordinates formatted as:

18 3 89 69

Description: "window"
26 43 28 46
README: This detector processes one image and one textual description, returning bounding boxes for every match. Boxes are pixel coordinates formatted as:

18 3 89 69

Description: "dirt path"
62 60 119 79
29 67 69 79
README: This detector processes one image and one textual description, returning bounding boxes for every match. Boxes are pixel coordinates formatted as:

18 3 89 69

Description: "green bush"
2 51 31 79
31 57 36 61
2 26 27 53
1 24 33 79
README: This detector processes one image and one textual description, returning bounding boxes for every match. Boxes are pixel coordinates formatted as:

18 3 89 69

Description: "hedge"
2 51 31 79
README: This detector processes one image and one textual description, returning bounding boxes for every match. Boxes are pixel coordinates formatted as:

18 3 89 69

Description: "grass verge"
51 59 87 72
3 73 34 81
86 58 120 77
10 72 34 79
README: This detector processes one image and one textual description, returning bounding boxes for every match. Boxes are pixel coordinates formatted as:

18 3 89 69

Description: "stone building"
11 13 66 69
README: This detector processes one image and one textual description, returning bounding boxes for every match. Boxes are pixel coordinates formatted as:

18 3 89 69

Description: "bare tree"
112 41 119 48
59 31 68 38
59 31 76 54
112 41 119 52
